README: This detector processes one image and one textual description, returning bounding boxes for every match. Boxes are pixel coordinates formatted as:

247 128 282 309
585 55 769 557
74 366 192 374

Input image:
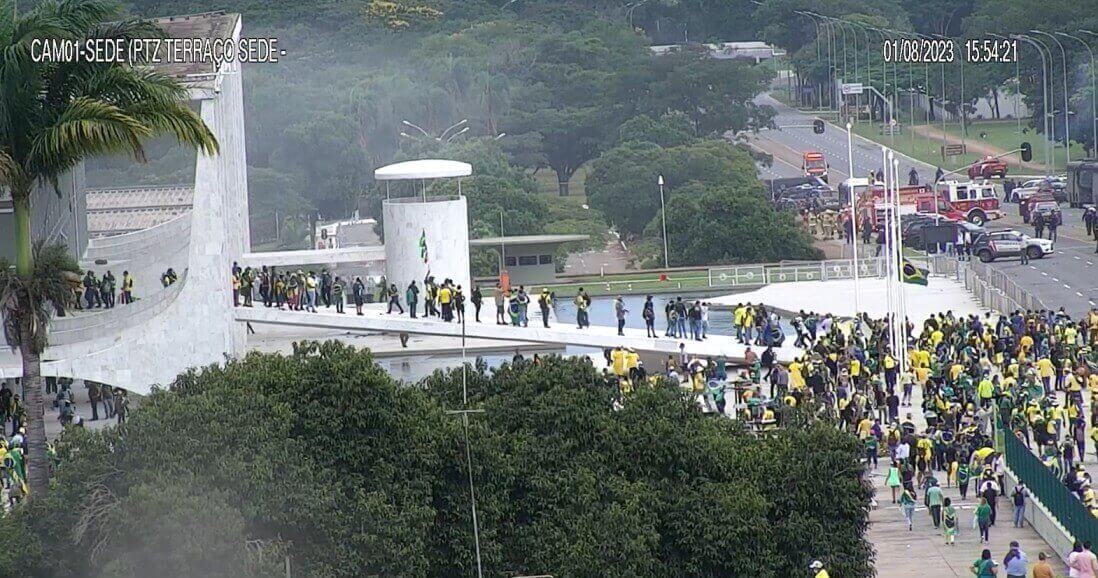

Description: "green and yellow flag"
901 259 928 286
419 229 428 264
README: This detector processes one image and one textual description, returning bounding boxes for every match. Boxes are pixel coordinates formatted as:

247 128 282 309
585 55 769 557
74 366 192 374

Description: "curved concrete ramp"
0 59 249 395
234 305 803 364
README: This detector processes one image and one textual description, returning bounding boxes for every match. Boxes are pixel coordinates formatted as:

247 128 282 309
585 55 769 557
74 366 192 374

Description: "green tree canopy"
0 346 872 578
643 182 822 266
585 138 761 236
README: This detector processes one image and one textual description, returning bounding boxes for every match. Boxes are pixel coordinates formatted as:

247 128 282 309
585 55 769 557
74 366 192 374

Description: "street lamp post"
1080 30 1098 156
1032 30 1071 164
846 122 861 317
796 12 824 108
1026 34 1058 167
657 175 669 269
806 12 836 110
1014 35 1053 175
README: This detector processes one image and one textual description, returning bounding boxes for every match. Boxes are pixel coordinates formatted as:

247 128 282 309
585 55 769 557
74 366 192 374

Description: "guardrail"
49 269 189 346
708 257 896 288
1000 417 1098 547
927 255 1047 314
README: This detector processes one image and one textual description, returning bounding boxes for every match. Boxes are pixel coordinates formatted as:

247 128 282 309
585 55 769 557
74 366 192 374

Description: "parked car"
971 230 1054 262
901 214 954 250
1030 200 1062 222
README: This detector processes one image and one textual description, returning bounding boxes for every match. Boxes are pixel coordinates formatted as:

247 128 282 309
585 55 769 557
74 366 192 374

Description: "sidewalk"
870 382 1069 576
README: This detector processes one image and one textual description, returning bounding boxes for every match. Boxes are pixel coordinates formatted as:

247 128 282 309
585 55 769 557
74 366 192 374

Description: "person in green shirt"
975 497 992 543
971 548 997 577
926 480 944 528
900 487 917 531
942 497 958 545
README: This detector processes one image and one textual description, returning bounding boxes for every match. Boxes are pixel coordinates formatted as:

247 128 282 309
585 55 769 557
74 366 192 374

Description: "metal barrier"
1001 422 1098 546
708 256 895 289
923 254 1047 315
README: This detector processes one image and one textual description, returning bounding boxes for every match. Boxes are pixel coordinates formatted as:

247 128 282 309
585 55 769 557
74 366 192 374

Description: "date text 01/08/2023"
882 38 1018 63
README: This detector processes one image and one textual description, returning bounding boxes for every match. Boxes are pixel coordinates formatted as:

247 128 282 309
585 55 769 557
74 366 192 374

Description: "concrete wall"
1003 468 1073 563
0 49 250 394
383 196 471 292
502 242 560 286
0 164 88 263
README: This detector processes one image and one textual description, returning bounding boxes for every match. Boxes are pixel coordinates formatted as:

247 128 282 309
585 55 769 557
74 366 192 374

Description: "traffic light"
1020 142 1032 162
813 119 825 134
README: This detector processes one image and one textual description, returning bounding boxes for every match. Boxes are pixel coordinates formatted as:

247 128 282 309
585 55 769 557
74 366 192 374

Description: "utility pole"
1058 31 1096 157
1032 30 1071 164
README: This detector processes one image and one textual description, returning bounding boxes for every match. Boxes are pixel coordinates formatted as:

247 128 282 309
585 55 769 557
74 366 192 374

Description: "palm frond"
27 97 152 178
0 149 18 185
0 242 81 352
126 100 219 156
38 0 119 37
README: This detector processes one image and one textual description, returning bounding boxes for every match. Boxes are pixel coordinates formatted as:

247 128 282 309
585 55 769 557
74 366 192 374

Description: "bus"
1067 160 1098 208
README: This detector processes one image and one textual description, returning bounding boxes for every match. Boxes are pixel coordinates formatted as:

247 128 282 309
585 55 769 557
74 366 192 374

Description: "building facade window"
538 254 553 265
518 255 538 266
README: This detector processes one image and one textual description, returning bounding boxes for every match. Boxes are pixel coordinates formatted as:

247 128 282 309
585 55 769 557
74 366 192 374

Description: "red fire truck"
857 184 966 227
802 151 829 183
934 180 1003 225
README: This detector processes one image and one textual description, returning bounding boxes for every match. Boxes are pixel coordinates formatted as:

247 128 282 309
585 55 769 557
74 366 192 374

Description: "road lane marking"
1042 272 1049 276
1052 277 1059 281
1030 266 1037 269
1078 292 1085 297
1065 284 1072 289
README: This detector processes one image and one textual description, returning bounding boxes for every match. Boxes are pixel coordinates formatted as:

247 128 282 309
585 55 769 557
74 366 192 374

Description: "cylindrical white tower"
382 195 471 293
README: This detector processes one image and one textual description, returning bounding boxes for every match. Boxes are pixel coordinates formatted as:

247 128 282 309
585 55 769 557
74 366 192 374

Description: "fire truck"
933 180 1003 225
857 184 966 228
802 151 829 183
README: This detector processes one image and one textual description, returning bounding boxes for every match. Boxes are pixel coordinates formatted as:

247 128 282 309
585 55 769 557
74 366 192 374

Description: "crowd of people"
592 300 1098 575
73 269 134 311
0 376 132 506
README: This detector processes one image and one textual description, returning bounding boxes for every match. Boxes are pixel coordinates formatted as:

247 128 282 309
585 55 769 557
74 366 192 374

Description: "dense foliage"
0 344 873 578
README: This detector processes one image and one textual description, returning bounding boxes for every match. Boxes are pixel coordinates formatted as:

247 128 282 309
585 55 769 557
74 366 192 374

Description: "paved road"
749 94 1098 317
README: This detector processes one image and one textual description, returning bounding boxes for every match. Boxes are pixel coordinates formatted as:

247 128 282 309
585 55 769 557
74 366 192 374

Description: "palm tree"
0 0 219 499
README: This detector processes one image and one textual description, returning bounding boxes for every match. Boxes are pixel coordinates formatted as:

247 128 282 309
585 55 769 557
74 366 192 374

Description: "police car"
971 229 1054 262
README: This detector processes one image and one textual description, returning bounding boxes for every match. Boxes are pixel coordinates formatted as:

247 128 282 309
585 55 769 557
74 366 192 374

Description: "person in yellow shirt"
611 347 627 377
977 376 994 407
931 329 944 346
915 365 930 387
949 362 965 384
438 284 454 321
788 360 805 391
1036 357 1055 394
810 560 830 578
1020 334 1034 352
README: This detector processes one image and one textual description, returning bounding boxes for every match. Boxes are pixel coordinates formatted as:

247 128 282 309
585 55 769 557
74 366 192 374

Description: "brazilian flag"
419 229 428 264
901 259 928 286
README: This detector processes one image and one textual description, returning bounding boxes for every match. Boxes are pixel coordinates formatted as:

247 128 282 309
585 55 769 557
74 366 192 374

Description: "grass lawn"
529 269 714 297
851 118 1080 175
532 164 590 197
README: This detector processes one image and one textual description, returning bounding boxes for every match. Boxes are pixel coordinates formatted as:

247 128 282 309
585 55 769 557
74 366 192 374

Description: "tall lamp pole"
846 122 861 317
1032 30 1072 164
1014 35 1053 175
657 175 669 269
1059 31 1096 157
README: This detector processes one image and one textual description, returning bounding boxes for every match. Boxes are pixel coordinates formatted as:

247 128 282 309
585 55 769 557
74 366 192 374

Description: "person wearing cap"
809 560 829 578
1002 541 1028 578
